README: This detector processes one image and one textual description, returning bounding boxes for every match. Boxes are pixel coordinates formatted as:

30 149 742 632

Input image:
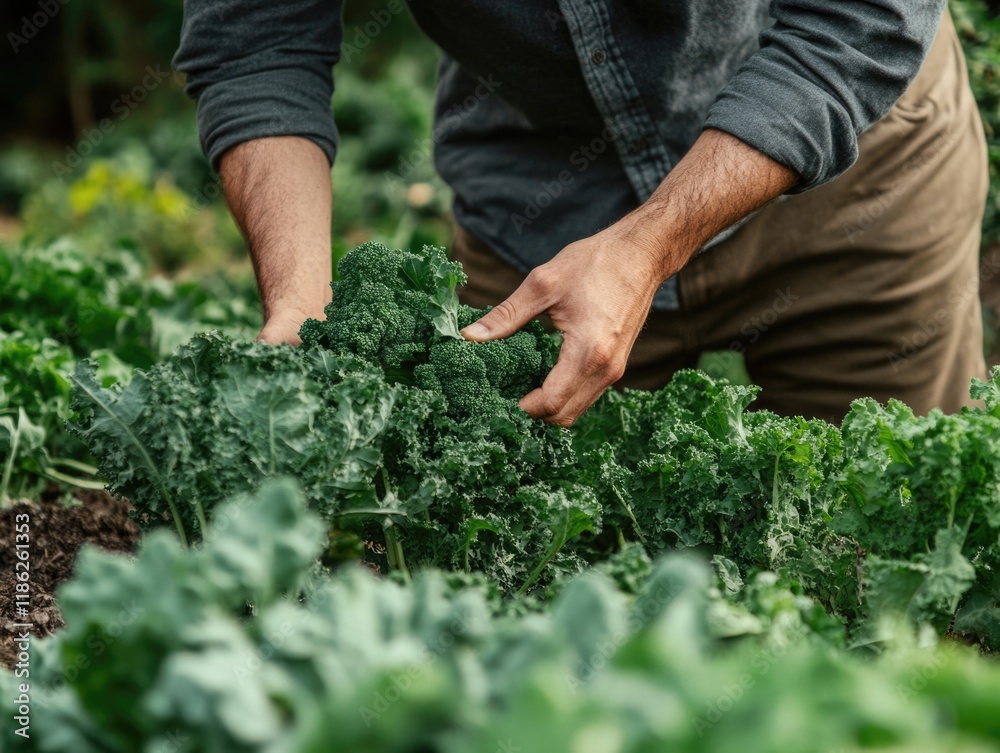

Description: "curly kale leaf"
401 246 466 339
836 394 1000 558
70 333 395 543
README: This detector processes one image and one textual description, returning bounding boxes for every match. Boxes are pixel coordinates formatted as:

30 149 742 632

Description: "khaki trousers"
453 12 988 422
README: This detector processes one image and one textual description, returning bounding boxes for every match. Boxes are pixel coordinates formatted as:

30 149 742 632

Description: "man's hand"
462 219 683 426
462 129 800 426
220 136 334 347
256 306 326 346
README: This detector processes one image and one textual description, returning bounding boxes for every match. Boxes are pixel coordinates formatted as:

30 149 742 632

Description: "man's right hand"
257 306 326 347
220 136 334 345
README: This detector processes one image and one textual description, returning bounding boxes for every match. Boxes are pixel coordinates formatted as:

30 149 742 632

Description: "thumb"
461 279 545 342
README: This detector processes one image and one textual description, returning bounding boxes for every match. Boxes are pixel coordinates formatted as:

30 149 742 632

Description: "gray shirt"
174 0 948 309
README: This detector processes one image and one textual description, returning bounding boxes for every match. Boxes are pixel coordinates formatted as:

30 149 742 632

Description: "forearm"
464 129 798 425
625 128 800 278
220 136 334 324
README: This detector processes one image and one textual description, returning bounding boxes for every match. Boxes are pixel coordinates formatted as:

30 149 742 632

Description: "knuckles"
588 343 612 368
526 267 558 300
536 396 565 418
607 360 627 383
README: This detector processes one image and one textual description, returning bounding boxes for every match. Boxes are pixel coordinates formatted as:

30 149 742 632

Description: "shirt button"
591 48 606 65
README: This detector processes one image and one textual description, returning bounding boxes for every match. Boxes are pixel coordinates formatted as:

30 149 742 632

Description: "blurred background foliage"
0 0 450 272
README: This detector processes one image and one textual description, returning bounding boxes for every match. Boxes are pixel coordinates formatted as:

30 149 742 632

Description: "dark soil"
0 485 138 669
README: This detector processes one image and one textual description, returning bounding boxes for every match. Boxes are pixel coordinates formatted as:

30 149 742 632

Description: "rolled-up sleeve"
704 0 948 192
172 0 343 170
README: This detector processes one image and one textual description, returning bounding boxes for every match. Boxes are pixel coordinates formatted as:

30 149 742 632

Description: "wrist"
611 206 699 284
264 297 328 323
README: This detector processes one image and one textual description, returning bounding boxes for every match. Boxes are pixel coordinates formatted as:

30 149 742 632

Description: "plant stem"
0 409 24 507
384 521 408 576
612 483 646 543
195 497 209 541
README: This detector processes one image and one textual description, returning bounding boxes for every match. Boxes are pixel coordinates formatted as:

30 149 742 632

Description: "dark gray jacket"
174 0 948 309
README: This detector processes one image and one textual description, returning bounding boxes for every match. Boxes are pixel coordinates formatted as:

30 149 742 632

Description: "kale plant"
70 240 1000 642
71 243 588 593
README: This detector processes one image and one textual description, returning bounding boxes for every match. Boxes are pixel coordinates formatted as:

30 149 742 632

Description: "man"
174 1 987 426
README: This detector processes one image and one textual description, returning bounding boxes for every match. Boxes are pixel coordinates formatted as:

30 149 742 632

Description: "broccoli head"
300 242 465 367
300 241 555 420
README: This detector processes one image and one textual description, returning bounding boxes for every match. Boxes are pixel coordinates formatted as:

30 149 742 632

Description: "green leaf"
400 245 465 340
864 526 976 630
516 485 600 596
69 359 187 543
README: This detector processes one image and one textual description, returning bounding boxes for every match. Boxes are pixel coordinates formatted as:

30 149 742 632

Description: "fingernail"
462 322 489 340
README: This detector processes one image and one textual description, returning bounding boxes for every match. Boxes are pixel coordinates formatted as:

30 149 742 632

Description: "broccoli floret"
418 327 551 419
300 242 463 368
477 329 545 396
420 340 506 418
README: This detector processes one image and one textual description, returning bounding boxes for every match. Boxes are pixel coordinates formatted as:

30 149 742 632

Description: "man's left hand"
461 216 691 426
460 129 800 426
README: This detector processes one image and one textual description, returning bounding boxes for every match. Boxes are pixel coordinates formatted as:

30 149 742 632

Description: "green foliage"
5 479 1000 753
71 245 584 593
21 159 242 271
0 331 126 502
0 237 261 502
68 241 1000 652
69 334 391 544
831 386 1000 641
574 371 858 618
0 236 261 367
300 242 466 366
10 5 1000 749
300 240 551 418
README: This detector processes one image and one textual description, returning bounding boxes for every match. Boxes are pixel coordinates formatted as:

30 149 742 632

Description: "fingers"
461 270 552 342
520 335 625 426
